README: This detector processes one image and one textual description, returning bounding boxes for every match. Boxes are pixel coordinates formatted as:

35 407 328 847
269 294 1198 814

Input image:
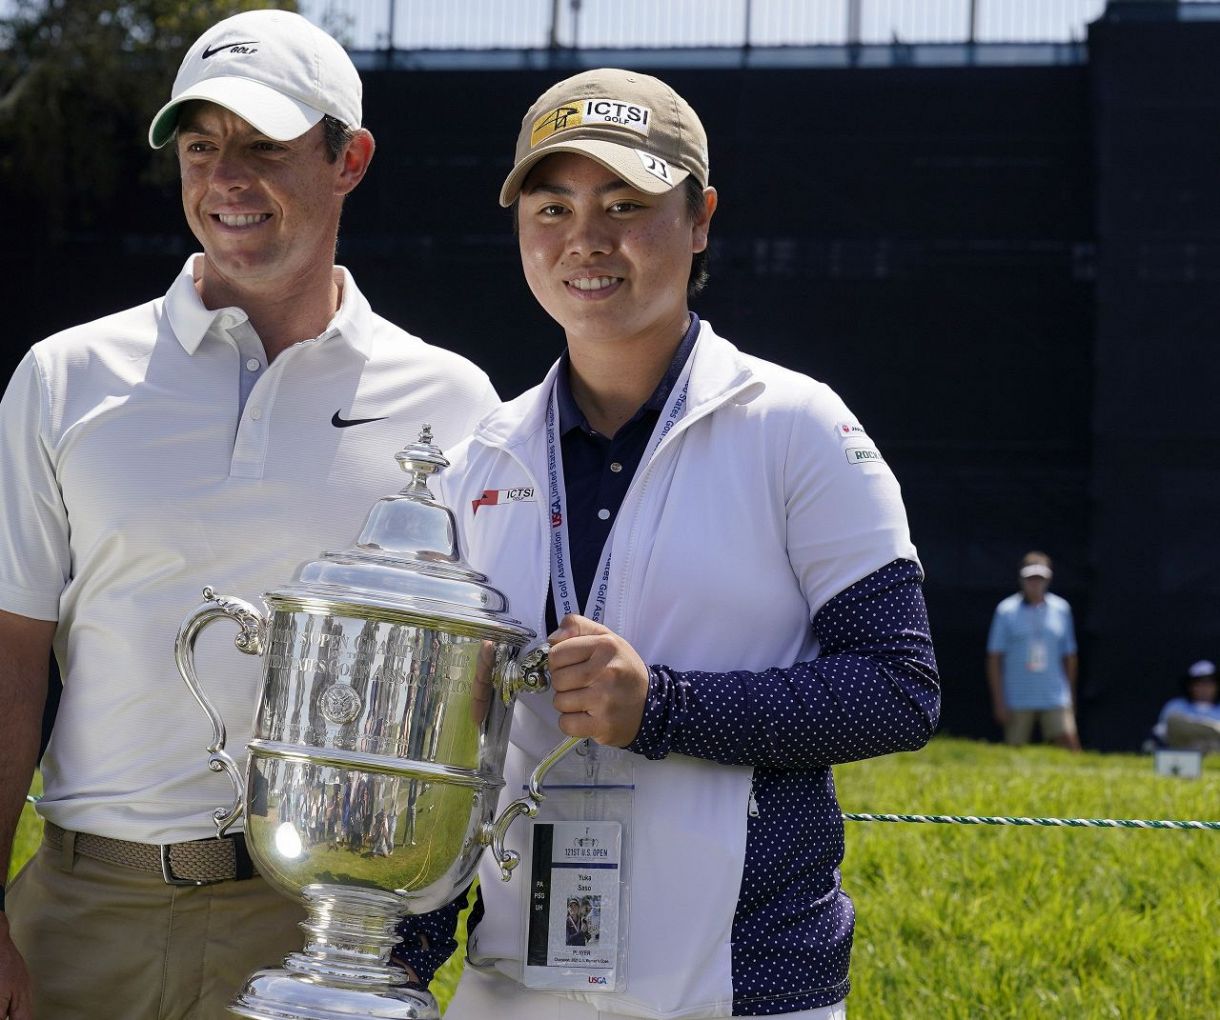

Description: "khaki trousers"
1003 706 1077 746
7 835 305 1020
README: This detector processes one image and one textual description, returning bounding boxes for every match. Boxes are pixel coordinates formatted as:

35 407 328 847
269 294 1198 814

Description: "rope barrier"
29 796 1220 831
842 811 1220 831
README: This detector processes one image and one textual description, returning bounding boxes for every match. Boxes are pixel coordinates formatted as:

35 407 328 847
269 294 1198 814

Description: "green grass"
13 740 1219 1017
10 773 41 885
837 738 1219 1019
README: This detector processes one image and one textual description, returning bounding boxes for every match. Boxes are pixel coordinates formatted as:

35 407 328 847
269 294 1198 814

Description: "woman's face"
516 152 712 352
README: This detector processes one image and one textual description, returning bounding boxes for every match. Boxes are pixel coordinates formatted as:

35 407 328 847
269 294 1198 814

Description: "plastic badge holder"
520 741 633 992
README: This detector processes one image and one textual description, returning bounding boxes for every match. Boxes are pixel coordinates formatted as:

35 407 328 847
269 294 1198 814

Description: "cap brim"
1019 566 1052 579
149 77 324 149
499 138 692 207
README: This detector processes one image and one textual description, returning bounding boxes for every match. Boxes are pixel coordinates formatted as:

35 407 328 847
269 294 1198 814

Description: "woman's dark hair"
684 176 711 298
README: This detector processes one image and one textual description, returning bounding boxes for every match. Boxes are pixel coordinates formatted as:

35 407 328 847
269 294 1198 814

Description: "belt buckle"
160 843 220 887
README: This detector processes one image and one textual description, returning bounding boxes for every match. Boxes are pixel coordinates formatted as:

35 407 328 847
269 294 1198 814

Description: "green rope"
842 811 1220 831
26 797 1218 831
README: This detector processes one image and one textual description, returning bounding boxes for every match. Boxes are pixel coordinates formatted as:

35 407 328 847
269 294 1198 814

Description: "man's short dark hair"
169 107 354 162
322 115 355 163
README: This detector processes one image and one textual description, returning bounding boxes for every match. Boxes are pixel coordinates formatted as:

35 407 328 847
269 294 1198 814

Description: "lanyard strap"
546 364 693 626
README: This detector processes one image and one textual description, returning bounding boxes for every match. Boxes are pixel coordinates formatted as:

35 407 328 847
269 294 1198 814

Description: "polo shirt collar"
555 312 701 435
165 255 373 359
328 265 375 359
554 351 589 435
164 256 218 355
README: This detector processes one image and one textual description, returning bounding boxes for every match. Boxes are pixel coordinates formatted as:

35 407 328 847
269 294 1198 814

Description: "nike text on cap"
499 67 710 207
148 9 361 149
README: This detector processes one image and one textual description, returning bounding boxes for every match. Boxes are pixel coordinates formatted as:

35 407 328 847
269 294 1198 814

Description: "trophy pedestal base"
229 969 440 1020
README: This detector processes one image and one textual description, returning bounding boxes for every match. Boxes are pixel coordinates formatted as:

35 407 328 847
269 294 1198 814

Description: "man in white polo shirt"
0 10 496 1018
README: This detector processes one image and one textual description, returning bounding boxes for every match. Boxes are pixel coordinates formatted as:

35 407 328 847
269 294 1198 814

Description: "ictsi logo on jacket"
470 487 536 514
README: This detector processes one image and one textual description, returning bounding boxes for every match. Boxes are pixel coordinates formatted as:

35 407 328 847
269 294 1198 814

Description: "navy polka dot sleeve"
622 556 939 1014
625 557 940 767
392 887 467 986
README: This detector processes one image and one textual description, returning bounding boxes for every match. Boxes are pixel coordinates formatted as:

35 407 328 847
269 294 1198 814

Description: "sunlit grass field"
837 738 1218 1018
12 738 1219 1017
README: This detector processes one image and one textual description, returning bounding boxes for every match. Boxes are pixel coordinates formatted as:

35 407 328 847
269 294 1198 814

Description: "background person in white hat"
0 9 496 1018
406 67 941 1019
985 550 1081 750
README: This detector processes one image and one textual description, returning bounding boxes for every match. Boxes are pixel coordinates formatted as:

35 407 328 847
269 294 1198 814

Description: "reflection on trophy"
175 429 575 1020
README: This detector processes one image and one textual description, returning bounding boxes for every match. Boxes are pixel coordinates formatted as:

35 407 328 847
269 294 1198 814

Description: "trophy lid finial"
394 424 450 497
274 427 532 638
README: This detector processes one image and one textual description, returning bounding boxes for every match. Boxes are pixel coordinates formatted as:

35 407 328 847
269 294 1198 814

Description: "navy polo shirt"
546 313 701 633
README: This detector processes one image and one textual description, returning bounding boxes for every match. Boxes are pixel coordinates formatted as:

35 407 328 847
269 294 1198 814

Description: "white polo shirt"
0 255 499 844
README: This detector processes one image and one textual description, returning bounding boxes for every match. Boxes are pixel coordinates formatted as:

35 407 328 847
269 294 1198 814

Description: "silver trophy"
175 429 576 1019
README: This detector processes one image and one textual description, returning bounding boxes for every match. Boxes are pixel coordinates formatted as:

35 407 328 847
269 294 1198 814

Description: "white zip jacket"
432 320 931 1017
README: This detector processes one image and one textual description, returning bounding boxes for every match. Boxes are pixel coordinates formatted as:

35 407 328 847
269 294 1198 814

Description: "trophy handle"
501 642 551 700
483 735 583 881
173 586 268 837
482 643 585 878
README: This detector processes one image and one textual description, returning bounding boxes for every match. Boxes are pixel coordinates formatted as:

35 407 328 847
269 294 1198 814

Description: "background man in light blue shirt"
986 551 1081 750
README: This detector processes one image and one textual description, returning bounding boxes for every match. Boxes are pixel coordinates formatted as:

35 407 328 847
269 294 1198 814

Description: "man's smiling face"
176 101 346 296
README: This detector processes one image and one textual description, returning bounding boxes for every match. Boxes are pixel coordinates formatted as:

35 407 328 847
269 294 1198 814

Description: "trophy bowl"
175 430 575 1020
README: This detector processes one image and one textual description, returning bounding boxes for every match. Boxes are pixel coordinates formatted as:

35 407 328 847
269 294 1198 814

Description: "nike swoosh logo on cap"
201 40 259 59
332 411 388 428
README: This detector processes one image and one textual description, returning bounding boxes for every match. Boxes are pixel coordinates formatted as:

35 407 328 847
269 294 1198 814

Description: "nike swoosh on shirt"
332 411 389 428
202 41 259 59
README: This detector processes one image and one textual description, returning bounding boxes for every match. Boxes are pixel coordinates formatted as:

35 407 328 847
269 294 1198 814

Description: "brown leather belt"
44 821 257 886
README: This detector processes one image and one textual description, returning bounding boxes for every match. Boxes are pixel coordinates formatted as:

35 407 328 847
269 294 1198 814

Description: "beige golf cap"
148 9 361 149
499 68 709 207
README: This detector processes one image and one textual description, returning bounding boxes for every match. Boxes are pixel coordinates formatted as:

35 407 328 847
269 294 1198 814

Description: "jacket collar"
473 318 764 451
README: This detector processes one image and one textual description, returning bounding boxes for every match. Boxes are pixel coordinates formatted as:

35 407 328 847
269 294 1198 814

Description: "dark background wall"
4 8 1215 750
1086 13 1220 749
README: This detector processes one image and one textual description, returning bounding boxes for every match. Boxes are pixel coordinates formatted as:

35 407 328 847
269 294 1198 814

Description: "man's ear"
336 128 376 195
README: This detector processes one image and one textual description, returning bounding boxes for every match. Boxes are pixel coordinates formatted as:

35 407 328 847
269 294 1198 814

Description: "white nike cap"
149 9 362 149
